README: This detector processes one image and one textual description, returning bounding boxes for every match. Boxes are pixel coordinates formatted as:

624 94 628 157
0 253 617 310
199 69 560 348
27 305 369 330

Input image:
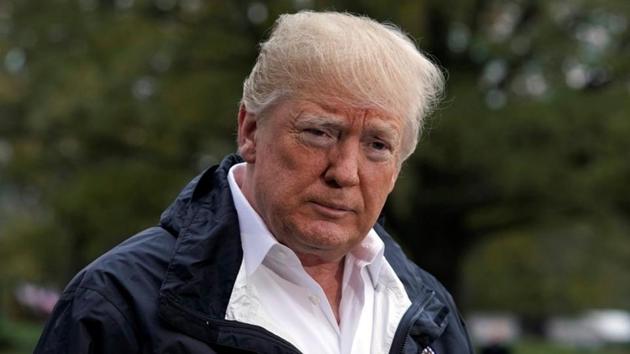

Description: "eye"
365 138 394 161
299 127 336 147
367 138 391 153
304 128 329 137
370 141 389 151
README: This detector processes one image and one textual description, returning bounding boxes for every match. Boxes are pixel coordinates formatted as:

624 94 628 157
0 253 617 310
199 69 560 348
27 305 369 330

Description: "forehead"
287 98 403 132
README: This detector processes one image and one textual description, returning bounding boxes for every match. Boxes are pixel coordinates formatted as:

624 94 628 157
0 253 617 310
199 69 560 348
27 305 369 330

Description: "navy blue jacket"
34 154 473 354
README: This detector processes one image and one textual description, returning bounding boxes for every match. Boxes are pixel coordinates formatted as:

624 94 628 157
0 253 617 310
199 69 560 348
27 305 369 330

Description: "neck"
297 253 344 323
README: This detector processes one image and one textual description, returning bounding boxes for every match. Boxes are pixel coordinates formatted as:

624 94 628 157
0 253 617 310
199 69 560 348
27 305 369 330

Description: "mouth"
309 200 355 218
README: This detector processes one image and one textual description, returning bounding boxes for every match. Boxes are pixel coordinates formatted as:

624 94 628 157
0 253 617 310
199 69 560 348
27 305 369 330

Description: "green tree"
385 0 630 307
0 0 260 283
1 0 629 324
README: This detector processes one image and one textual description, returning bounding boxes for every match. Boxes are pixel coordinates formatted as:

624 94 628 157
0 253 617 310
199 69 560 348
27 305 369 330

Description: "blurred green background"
1 0 629 353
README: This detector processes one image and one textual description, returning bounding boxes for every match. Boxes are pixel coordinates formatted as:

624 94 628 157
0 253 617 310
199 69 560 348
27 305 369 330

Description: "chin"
276 216 361 253
297 224 359 251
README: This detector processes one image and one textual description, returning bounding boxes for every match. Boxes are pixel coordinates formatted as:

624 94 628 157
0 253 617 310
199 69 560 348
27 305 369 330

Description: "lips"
309 200 355 218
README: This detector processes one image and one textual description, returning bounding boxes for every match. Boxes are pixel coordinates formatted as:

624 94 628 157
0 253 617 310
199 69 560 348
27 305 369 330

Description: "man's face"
238 98 403 263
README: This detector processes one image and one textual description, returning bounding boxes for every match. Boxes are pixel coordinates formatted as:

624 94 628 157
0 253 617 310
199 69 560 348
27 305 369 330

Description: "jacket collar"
159 153 244 320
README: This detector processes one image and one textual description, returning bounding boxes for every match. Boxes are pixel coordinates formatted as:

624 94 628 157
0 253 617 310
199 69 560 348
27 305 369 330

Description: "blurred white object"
586 310 630 343
547 317 599 347
547 309 630 347
467 313 521 345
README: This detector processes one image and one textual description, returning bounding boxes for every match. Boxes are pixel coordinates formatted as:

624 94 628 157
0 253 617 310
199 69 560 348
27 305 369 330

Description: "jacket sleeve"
34 287 140 354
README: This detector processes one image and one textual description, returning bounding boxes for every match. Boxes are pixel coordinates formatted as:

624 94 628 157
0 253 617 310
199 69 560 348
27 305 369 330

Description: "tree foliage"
1 0 629 318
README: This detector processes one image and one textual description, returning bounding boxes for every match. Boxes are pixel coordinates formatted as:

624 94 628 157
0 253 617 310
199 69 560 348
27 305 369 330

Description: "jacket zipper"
389 291 436 354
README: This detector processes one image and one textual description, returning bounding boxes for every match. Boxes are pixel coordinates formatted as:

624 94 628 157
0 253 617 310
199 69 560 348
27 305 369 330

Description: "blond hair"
241 11 444 160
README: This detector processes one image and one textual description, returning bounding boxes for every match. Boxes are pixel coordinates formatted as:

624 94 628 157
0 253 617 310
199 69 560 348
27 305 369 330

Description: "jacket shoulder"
35 226 176 353
68 226 175 297
34 286 140 353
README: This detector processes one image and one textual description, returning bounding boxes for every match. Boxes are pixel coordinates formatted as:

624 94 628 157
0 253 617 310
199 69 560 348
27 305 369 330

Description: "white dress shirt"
225 163 411 354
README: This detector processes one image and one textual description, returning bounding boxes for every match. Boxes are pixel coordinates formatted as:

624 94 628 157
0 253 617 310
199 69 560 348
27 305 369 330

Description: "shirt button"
308 295 320 306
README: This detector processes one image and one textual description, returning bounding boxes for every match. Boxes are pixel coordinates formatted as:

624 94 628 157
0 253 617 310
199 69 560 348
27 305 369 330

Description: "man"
35 11 473 354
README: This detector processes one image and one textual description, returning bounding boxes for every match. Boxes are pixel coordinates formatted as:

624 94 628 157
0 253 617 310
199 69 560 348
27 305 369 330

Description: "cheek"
363 189 388 216
362 167 397 210
262 135 307 173
276 145 328 187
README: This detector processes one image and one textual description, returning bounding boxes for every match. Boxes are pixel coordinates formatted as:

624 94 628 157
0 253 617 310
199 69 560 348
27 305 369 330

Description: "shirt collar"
349 228 385 287
227 162 385 286
227 163 278 276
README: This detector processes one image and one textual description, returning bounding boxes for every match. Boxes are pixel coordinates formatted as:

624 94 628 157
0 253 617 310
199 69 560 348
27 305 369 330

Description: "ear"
237 104 258 163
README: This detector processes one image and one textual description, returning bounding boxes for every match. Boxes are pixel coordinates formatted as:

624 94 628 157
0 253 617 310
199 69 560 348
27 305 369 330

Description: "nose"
323 142 360 188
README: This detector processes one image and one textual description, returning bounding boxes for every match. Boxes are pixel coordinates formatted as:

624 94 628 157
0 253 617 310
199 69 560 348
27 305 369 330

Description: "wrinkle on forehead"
297 98 398 123
298 92 400 119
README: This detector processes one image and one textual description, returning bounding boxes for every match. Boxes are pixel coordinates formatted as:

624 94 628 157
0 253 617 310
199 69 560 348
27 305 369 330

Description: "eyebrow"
365 121 400 143
296 113 346 129
297 111 401 142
